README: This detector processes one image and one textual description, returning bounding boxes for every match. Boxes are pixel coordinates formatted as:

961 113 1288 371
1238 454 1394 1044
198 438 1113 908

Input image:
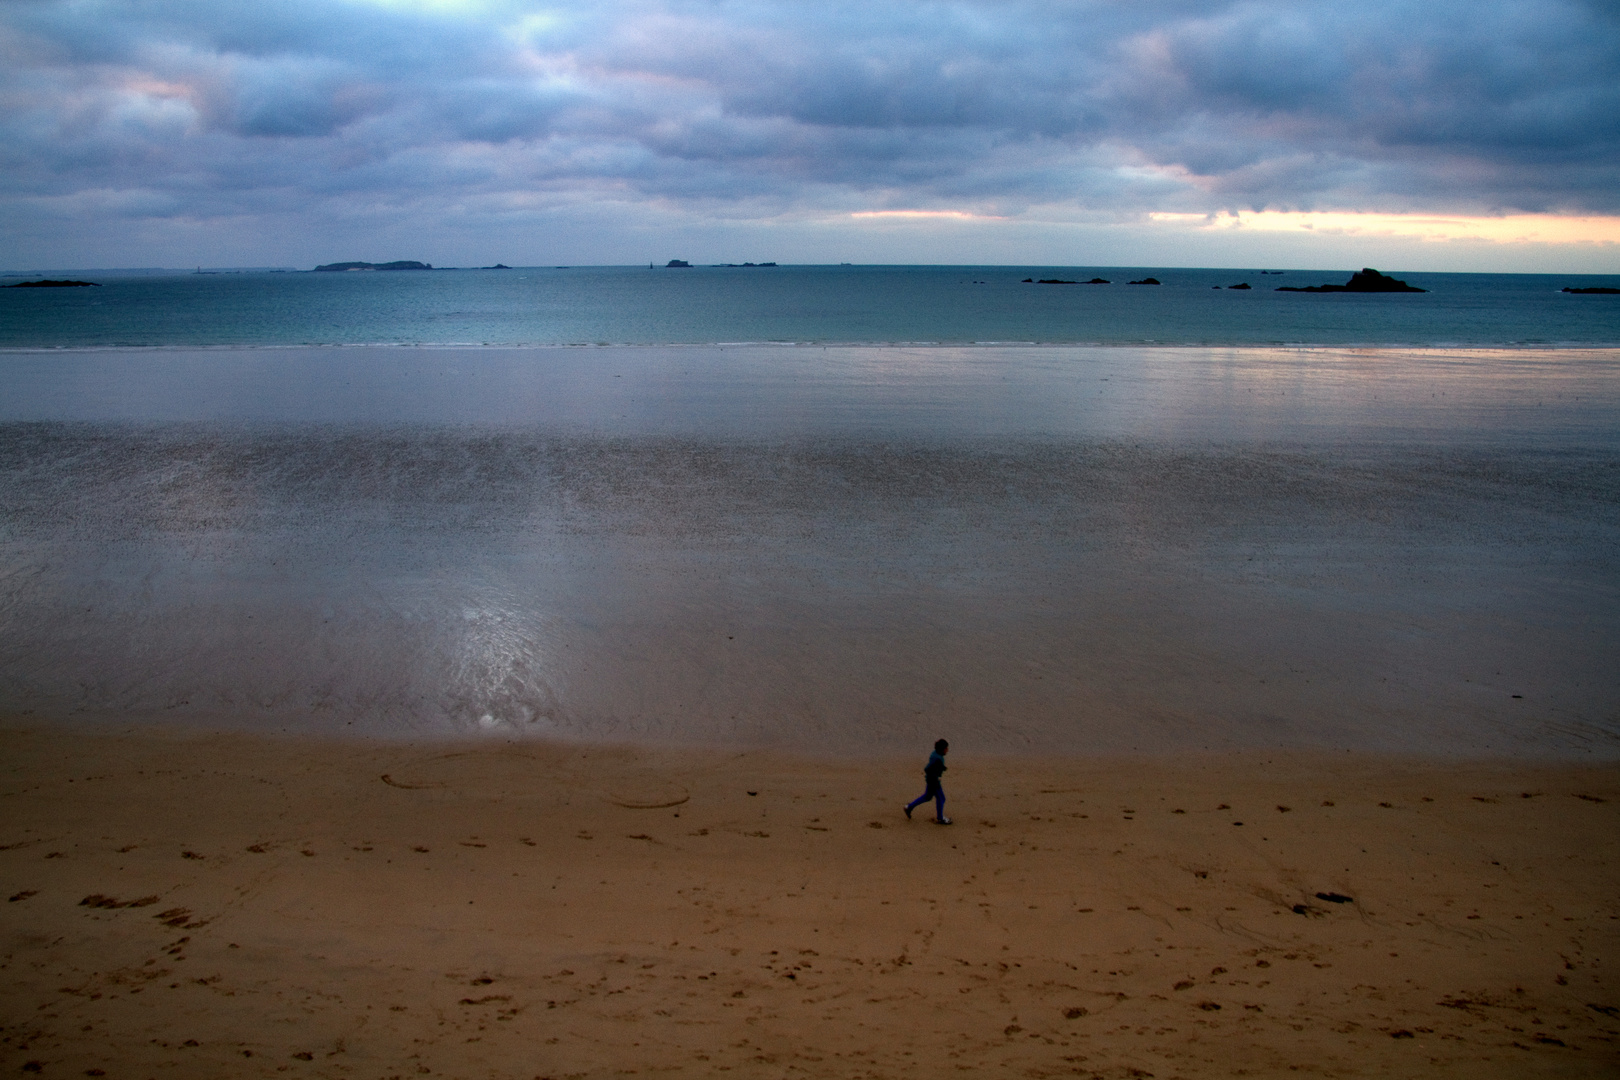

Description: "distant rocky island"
1562 286 1619 294
5 279 99 287
313 261 433 272
665 260 691 268
1277 268 1425 292
713 262 777 267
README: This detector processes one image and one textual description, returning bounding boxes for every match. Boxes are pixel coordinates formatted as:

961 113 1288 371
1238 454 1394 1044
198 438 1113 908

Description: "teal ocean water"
3 264 1619 347
1 267 1617 756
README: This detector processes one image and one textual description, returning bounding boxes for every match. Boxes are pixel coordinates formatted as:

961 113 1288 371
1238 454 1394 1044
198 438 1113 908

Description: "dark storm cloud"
1 0 1616 243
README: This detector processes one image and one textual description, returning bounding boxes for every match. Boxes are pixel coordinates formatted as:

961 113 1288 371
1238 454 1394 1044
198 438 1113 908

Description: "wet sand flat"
1 724 1615 1078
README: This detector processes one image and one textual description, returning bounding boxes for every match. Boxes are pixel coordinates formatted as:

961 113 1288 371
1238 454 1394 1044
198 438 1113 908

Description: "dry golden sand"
0 725 1616 1079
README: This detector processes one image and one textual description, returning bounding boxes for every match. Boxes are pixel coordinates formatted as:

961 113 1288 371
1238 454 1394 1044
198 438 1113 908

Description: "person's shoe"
903 804 913 820
935 817 953 825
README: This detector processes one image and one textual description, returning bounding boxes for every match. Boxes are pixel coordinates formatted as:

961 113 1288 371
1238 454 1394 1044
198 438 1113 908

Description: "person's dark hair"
934 739 949 752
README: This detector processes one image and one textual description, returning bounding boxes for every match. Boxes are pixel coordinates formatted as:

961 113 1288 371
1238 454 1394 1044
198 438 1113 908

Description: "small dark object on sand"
1277 267 1425 292
1315 891 1354 904
7 279 99 287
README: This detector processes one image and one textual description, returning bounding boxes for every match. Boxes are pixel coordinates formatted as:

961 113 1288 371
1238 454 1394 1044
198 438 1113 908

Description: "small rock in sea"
1084 277 1111 284
1227 282 1251 289
1562 286 1620 294
1127 278 1160 285
665 259 691 268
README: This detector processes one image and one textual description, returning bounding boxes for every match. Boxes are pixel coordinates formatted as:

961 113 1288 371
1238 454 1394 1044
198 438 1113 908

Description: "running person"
904 739 951 824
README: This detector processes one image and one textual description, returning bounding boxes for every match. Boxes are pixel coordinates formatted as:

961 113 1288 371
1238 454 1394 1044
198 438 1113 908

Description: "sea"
2 265 1618 757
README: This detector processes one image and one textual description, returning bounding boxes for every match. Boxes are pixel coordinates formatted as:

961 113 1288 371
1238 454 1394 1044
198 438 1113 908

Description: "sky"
3 0 1618 272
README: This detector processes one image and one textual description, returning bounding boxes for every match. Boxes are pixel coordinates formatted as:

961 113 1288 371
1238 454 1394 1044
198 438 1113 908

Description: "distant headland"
1277 268 1425 293
658 260 778 268
5 279 100 287
314 260 433 272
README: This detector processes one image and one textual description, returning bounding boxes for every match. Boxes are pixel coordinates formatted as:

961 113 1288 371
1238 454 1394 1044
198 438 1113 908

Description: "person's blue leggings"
907 779 945 820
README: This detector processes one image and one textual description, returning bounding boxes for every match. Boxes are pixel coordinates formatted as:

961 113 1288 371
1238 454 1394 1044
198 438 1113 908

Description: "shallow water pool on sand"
0 345 1616 755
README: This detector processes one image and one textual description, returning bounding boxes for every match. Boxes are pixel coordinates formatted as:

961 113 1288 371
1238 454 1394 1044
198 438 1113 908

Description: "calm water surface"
3 265 1619 347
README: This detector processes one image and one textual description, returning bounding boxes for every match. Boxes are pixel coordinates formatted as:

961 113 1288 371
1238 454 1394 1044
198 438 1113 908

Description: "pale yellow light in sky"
1149 211 1620 246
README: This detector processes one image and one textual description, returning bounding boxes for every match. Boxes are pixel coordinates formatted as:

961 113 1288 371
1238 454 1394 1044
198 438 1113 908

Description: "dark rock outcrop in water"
1562 286 1619 294
1277 268 1425 292
665 259 691 268
1128 278 1160 285
6 279 100 287
1227 282 1251 290
313 261 433 272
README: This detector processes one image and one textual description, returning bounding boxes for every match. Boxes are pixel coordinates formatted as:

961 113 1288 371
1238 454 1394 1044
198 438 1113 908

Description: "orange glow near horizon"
1149 210 1620 246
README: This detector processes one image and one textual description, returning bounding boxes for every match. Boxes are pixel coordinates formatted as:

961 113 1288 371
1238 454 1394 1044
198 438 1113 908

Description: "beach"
1 723 1615 1078
1 337 1616 1076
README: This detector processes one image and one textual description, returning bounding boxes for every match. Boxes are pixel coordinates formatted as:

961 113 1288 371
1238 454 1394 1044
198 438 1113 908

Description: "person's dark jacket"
924 751 947 781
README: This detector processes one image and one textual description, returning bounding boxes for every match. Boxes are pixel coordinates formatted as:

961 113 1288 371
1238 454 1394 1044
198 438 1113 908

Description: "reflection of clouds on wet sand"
0 419 1614 755
447 597 564 734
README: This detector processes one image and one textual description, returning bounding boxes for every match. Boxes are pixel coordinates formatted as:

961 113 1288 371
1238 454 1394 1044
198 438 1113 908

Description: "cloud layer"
2 0 1617 266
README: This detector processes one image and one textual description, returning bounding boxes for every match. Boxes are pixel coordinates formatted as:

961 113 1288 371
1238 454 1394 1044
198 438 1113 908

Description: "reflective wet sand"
1 346 1616 755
